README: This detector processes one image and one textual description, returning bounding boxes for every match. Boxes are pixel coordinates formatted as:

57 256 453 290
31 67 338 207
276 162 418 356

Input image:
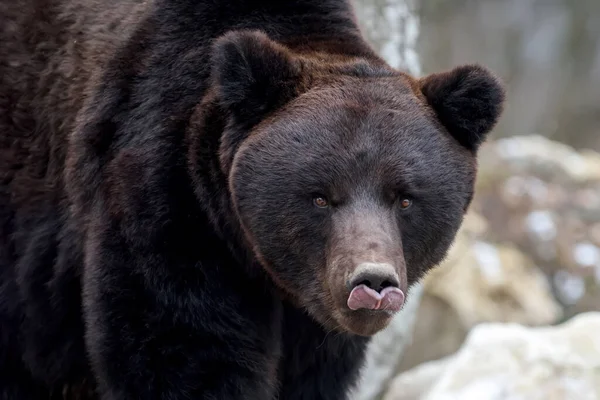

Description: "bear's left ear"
419 64 506 152
211 30 303 127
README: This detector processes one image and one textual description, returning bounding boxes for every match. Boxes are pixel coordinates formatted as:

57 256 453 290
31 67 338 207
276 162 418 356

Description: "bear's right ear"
211 30 303 127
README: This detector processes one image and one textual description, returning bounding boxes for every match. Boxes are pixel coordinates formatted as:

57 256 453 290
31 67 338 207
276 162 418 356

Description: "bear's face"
211 31 505 336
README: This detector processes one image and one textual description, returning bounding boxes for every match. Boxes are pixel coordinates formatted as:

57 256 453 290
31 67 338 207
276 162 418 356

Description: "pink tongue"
347 285 405 312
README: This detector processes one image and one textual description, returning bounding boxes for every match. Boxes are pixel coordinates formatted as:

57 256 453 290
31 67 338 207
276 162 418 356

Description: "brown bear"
0 0 505 399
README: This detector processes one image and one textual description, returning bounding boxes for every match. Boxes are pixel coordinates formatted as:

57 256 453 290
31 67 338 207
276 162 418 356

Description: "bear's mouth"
346 284 405 313
328 286 408 337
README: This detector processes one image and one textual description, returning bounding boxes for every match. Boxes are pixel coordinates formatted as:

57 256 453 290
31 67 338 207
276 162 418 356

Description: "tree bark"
350 1 424 399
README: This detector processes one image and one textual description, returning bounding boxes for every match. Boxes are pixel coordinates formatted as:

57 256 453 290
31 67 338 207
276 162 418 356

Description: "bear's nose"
347 262 399 293
346 262 405 312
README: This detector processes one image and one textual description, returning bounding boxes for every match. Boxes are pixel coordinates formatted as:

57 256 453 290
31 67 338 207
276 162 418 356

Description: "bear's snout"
347 262 400 292
346 263 405 312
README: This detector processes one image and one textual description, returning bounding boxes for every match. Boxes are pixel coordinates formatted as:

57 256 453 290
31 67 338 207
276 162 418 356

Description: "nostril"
359 279 394 292
380 280 394 290
371 279 398 292
358 279 372 289
349 271 399 293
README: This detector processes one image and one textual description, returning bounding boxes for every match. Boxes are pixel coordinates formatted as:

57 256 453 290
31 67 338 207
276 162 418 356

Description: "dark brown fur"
0 0 504 399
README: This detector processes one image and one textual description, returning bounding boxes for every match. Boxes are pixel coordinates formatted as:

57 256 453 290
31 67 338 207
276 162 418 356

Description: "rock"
427 239 562 327
382 356 454 400
474 135 600 318
384 312 600 400
482 135 600 183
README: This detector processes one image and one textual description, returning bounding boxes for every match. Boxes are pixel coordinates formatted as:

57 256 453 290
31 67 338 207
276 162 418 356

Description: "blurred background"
351 1 600 399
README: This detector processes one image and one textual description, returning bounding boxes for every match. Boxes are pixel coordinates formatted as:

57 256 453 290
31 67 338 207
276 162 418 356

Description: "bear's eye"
399 198 412 210
312 195 329 208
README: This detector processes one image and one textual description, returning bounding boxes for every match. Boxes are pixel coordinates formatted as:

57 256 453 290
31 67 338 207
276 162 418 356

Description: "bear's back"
0 0 148 208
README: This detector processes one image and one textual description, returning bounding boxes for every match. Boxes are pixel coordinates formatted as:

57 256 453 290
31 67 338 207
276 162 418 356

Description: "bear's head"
208 30 505 336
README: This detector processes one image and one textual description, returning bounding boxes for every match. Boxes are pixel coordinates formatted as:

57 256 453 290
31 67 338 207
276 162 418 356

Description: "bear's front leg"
82 215 282 400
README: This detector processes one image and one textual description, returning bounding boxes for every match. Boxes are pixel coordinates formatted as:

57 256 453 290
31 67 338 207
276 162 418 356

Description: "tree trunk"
350 1 423 399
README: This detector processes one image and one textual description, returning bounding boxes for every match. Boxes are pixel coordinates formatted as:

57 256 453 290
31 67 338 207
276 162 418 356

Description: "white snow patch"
472 241 504 284
553 270 586 305
573 242 600 267
525 211 557 241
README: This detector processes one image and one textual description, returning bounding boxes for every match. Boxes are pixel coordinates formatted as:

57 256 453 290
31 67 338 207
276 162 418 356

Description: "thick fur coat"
0 0 504 399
